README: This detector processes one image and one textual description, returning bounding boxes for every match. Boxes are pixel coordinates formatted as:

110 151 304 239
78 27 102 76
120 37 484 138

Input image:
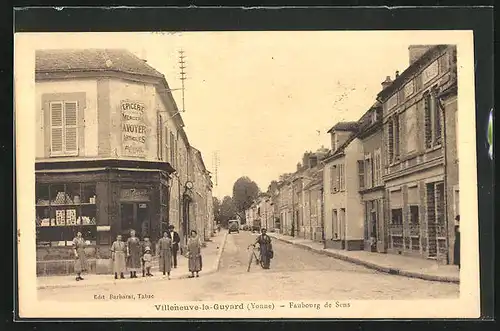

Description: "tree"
232 176 260 222
212 197 221 224
219 195 237 228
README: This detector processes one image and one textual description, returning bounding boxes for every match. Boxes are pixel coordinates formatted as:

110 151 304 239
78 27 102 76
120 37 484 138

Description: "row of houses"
247 44 459 264
34 49 214 267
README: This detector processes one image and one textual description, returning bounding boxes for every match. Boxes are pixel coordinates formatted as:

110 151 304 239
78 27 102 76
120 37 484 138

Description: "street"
38 232 459 302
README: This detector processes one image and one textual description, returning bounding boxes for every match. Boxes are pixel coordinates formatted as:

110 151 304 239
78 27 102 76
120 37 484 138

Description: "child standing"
143 247 153 277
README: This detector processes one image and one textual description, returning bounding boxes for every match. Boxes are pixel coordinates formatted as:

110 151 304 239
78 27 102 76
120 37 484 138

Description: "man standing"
168 224 181 268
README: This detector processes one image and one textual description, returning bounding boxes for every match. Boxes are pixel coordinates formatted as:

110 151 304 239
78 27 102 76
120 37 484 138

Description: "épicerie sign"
121 100 148 157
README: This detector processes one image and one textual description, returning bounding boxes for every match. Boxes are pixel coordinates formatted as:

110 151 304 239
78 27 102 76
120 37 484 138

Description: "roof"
35 49 164 78
36 48 190 141
377 45 449 101
327 121 359 133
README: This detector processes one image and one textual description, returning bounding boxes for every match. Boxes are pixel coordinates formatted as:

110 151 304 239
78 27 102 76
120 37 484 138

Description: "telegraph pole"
212 151 220 187
178 50 187 113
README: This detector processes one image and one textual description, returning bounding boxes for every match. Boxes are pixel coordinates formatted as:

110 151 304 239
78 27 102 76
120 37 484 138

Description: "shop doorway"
120 202 150 240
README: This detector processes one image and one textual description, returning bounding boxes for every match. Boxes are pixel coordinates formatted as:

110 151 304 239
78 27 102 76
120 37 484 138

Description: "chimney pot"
395 70 400 78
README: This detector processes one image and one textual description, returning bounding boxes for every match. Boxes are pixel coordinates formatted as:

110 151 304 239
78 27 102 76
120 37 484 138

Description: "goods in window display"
56 210 65 225
37 199 50 205
54 191 72 204
67 209 77 225
73 195 81 204
40 218 50 227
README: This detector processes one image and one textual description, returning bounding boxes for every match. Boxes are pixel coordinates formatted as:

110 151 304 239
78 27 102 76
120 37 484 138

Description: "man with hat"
168 224 181 268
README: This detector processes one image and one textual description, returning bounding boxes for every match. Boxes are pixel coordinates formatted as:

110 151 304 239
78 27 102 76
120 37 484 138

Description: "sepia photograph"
15 29 480 319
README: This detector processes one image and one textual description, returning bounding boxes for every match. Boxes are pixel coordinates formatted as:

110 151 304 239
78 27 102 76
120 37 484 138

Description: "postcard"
15 30 480 319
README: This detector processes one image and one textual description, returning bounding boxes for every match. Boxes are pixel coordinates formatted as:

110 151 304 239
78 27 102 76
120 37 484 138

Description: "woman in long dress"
253 228 273 269
126 229 141 278
187 230 202 278
158 231 172 279
111 235 126 279
72 231 88 281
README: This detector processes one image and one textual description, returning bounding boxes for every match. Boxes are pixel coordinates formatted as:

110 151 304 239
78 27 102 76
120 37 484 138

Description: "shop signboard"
120 188 150 201
121 100 148 157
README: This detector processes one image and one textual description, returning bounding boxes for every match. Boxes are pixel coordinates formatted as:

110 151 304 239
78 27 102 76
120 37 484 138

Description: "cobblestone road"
38 231 459 302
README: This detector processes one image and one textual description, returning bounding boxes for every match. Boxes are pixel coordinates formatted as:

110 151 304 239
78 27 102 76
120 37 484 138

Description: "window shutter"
424 93 432 149
394 115 400 159
50 102 64 154
358 160 365 190
330 166 334 193
170 133 175 167
433 93 442 145
335 166 340 192
64 102 78 153
387 119 394 163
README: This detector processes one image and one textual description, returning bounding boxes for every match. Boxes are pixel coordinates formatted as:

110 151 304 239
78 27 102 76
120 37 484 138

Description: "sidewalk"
37 230 229 290
269 233 460 284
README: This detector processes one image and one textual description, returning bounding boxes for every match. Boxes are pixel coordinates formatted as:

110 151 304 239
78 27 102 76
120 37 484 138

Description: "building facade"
322 123 365 250
377 44 458 263
35 49 212 274
357 103 387 253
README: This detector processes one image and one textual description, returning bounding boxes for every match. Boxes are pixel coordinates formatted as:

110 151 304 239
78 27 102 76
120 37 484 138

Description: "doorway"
120 202 150 240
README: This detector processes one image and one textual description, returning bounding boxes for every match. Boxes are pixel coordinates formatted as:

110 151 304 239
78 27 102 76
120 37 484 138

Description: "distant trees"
219 195 237 228
232 176 260 223
212 197 221 224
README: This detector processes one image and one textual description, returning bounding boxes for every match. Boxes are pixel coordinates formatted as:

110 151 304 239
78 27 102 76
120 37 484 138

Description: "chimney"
296 162 302 172
381 76 393 89
395 70 400 78
309 155 318 168
408 45 435 65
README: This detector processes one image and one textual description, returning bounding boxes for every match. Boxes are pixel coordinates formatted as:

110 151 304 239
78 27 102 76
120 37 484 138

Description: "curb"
215 230 229 272
37 233 230 290
271 236 460 284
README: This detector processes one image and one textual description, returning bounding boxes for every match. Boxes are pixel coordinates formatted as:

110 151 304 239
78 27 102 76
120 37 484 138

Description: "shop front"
35 159 174 275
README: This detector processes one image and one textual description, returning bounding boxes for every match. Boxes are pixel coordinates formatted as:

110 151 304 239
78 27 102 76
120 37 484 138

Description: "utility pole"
212 151 220 187
178 50 187 113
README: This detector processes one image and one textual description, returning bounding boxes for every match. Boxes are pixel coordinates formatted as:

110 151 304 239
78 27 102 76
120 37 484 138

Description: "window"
357 160 365 190
424 90 442 149
426 181 445 227
36 183 97 247
391 208 403 224
50 101 78 156
409 205 419 224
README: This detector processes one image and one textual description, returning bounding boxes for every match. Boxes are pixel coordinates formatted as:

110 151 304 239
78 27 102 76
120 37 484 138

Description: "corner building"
35 49 202 274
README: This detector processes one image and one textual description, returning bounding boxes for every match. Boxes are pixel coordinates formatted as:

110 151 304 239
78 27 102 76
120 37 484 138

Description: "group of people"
71 225 204 281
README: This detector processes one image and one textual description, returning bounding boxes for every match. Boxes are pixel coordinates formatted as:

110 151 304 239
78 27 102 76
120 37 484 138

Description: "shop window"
409 205 419 224
49 101 79 156
391 208 403 224
36 183 97 247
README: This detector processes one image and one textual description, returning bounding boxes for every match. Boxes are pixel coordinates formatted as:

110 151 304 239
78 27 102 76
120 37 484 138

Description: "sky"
25 31 456 198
